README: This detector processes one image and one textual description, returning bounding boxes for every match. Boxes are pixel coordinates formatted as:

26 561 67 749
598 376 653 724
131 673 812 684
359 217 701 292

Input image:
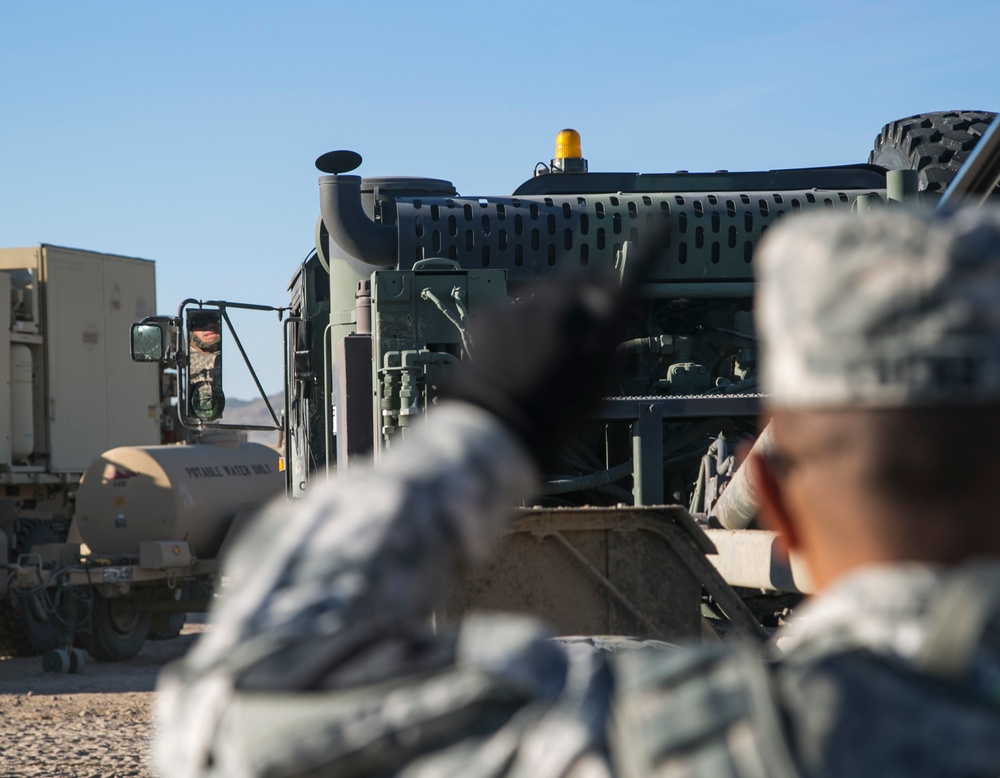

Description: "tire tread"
870 110 998 194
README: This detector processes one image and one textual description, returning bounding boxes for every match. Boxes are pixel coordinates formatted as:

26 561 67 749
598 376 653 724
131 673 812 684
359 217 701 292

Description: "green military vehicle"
129 110 999 648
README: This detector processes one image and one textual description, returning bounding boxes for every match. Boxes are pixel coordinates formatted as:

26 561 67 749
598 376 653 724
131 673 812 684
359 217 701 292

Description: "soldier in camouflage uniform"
156 208 1000 776
187 311 225 421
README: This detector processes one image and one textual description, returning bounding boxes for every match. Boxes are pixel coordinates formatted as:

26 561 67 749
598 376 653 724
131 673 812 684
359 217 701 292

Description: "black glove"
442 269 642 471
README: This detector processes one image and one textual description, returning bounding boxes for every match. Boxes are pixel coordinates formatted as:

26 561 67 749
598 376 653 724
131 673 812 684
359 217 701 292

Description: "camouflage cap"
756 207 1000 408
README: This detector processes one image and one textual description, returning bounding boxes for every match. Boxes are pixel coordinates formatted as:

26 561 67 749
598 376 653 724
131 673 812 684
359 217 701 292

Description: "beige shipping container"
0 245 160 477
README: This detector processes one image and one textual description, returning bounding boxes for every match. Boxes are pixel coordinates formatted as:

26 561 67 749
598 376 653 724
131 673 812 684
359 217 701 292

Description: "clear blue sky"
3 1 999 400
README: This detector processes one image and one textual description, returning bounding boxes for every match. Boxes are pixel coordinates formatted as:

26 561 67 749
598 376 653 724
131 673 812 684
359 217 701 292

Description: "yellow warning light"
554 129 582 160
278 457 285 472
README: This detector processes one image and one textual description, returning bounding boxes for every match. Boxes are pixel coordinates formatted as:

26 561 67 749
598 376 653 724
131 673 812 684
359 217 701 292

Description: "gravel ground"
0 624 207 778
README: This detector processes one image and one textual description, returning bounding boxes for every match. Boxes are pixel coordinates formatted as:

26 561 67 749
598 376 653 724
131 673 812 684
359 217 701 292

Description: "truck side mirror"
130 318 179 363
130 324 164 361
186 309 225 422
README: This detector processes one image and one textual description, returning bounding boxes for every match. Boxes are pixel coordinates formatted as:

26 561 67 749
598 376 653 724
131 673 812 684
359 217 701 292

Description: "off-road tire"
869 110 998 199
0 520 61 657
77 593 151 662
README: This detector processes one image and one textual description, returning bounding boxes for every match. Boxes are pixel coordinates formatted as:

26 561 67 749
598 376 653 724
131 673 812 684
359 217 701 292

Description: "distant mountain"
220 393 283 447
221 396 267 411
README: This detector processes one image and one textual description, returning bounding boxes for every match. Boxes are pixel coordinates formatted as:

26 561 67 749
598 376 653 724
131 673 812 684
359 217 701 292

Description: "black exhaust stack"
316 149 457 269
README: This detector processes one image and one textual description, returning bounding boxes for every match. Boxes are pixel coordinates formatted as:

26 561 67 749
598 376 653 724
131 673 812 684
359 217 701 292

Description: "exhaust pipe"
319 174 397 268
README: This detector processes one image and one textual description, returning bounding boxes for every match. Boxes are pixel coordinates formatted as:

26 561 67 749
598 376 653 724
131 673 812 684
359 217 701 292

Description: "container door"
44 248 109 472
101 256 159 448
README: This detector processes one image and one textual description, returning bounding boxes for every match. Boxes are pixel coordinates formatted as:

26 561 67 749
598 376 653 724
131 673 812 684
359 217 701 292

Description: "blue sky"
3 1 999 400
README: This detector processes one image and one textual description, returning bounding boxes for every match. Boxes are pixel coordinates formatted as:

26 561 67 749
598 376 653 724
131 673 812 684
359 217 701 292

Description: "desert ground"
0 624 207 778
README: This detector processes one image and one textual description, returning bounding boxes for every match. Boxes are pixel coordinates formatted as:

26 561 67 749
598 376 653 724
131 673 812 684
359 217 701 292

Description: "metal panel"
0 248 43 328
43 247 109 471
334 333 374 469
447 506 764 643
450 529 615 636
596 394 761 420
0 247 47 465
511 166 889 196
371 267 507 454
394 189 861 285
606 524 698 638
42 247 158 472
100 254 159 448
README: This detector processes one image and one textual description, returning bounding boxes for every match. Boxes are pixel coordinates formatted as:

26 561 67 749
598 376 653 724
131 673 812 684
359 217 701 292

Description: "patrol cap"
756 207 1000 408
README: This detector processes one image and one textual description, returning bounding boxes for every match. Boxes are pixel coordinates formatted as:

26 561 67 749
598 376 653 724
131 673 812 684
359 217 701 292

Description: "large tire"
0 520 60 657
869 110 998 199
78 593 150 662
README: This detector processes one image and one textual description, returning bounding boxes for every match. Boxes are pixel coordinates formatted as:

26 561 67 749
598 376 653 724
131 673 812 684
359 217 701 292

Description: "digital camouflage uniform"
156 208 1000 776
189 349 225 421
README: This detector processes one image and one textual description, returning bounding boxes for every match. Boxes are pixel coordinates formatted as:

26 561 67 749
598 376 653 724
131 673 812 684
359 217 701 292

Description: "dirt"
0 624 207 778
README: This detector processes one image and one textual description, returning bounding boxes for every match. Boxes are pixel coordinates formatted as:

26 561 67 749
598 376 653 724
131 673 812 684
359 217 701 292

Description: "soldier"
187 311 225 421
156 208 1000 776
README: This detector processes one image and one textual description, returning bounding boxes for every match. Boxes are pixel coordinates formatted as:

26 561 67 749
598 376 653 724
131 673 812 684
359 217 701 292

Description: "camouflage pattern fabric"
155 403 541 776
155 401 1000 777
765 563 1000 777
756 207 1000 408
189 349 225 420
611 563 1000 778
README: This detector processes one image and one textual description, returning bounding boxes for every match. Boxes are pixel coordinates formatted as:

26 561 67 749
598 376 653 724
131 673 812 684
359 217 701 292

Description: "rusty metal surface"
447 506 765 643
509 505 715 552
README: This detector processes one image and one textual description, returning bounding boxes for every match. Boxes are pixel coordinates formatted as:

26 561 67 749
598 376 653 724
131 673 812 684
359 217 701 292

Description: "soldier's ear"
751 451 800 556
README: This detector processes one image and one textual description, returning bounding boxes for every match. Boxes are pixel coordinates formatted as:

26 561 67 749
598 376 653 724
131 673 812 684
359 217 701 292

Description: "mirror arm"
220 307 281 428
175 299 286 432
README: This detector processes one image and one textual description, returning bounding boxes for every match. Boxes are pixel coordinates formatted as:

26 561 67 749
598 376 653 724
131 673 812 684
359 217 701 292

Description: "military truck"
0 248 285 672
0 245 161 656
133 110 1000 646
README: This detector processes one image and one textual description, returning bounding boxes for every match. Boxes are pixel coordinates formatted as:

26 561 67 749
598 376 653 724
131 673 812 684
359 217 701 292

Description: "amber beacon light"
551 129 588 173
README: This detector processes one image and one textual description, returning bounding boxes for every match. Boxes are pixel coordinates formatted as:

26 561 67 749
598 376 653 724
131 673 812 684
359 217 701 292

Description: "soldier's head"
752 207 1000 589
188 310 222 353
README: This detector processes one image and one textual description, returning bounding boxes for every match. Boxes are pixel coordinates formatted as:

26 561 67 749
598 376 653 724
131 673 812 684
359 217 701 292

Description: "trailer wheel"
78 594 150 662
0 520 61 657
869 110 998 199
